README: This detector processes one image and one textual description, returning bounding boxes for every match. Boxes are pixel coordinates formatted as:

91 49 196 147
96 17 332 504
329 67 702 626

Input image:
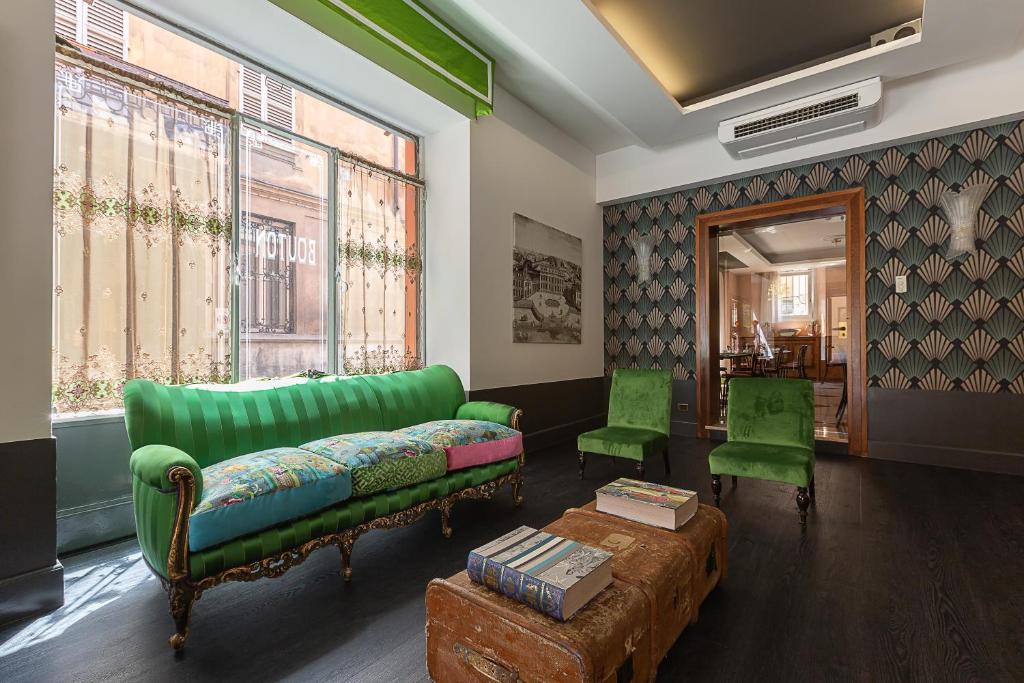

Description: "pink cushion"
445 432 523 471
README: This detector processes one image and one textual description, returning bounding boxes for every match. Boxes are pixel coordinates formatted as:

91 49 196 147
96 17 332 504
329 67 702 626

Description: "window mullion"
230 112 241 383
327 149 339 375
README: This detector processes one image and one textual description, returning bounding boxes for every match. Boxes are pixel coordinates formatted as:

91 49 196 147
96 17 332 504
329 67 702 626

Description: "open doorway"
716 216 849 441
696 189 867 455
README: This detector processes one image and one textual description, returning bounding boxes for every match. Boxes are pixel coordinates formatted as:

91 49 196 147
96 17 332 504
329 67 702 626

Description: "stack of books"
595 478 698 530
466 526 613 621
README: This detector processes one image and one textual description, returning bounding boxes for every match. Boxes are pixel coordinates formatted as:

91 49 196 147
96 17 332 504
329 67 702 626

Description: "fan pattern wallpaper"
603 119 1024 393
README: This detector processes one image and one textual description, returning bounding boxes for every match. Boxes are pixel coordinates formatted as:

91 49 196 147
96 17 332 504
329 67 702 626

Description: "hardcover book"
595 478 698 530
466 526 613 621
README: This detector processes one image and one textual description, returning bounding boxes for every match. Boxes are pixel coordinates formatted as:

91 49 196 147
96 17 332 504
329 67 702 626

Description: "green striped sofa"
124 365 523 650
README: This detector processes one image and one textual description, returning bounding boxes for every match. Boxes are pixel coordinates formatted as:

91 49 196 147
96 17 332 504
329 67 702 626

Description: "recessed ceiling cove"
587 0 923 106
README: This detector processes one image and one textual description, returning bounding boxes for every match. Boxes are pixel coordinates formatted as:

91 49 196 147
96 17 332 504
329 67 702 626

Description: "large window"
52 6 423 415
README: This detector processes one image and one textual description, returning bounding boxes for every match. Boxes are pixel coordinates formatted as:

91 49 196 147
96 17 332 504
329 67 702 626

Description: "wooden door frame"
695 188 868 455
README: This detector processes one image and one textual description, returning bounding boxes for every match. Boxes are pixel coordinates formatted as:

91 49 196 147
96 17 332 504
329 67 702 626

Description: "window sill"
52 409 126 427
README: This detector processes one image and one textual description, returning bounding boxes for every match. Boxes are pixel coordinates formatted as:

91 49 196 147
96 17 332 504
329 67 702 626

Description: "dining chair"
779 344 810 379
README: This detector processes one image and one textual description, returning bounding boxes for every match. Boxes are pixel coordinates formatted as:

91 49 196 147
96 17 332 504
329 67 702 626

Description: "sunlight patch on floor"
0 551 154 658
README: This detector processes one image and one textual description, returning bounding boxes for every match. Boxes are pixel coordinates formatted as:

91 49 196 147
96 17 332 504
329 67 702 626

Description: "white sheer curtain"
337 161 421 375
52 61 231 414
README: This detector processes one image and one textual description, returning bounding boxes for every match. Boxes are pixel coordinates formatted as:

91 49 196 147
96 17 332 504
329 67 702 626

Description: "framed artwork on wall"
512 213 582 344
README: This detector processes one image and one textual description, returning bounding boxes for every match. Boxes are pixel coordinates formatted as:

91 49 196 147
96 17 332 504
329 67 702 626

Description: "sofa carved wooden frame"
158 410 525 651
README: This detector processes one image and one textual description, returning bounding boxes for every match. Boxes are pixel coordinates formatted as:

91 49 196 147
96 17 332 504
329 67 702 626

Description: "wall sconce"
627 234 656 284
938 184 989 260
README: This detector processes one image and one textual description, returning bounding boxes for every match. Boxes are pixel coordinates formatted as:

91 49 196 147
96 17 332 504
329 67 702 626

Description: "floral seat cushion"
300 431 447 498
189 447 352 552
393 420 523 471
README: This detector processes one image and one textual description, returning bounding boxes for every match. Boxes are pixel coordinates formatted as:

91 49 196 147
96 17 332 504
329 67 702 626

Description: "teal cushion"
577 426 668 462
708 441 815 487
189 447 352 551
300 431 447 497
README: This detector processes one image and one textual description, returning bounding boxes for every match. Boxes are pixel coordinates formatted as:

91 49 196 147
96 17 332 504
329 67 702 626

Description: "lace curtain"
337 161 421 374
52 62 231 414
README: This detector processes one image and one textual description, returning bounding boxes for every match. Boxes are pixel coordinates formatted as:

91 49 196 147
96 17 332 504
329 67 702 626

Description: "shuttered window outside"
55 0 80 43
55 0 127 61
239 65 295 134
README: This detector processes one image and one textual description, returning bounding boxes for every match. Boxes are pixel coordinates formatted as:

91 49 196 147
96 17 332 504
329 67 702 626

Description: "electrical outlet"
677 403 689 412
894 275 908 294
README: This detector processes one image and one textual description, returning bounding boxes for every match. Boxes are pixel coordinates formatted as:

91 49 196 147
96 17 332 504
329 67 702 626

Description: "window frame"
52 2 426 417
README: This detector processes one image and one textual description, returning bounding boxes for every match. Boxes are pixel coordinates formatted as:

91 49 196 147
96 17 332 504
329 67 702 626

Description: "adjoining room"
2 1 1023 681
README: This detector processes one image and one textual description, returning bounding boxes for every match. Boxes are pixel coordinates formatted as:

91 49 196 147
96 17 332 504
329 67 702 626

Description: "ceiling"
721 218 847 272
427 0 1024 153
588 0 923 105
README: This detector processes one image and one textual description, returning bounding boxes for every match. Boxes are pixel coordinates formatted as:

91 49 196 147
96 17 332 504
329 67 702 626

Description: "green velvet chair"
708 377 816 524
578 369 672 480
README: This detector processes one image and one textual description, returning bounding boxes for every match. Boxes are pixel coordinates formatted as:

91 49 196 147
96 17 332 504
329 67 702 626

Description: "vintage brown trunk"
574 502 729 625
543 511 693 667
426 572 653 683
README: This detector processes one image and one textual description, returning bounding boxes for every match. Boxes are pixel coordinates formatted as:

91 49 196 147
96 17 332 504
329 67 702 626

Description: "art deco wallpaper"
603 120 1024 393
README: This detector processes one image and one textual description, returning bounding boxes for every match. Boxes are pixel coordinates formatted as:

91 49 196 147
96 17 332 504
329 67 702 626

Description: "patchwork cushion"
189 447 352 552
394 420 523 471
300 431 447 497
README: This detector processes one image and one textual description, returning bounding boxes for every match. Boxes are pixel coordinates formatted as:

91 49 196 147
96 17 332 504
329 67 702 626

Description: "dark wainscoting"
469 376 702 449
467 376 606 452
0 436 64 625
671 380 699 437
867 388 1024 475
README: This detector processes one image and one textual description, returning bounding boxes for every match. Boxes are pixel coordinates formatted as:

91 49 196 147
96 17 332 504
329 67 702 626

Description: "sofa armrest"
130 445 202 581
456 401 522 430
130 444 204 504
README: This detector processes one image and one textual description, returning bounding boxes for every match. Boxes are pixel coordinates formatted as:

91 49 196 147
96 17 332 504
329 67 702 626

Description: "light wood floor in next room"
1 438 1022 682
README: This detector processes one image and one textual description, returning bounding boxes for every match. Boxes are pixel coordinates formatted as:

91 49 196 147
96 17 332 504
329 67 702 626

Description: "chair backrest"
726 378 814 450
797 345 809 362
124 364 466 467
606 369 673 436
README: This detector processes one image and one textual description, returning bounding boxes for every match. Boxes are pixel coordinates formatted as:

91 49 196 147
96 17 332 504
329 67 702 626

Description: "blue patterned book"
466 526 613 621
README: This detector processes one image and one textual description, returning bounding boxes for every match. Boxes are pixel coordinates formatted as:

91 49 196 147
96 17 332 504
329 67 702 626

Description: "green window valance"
270 0 494 118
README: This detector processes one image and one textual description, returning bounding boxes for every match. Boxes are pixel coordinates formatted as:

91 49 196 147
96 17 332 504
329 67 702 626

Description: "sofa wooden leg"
440 500 453 539
339 538 355 582
711 474 722 506
511 471 524 507
168 581 197 651
662 449 671 477
636 460 646 480
796 487 810 525
578 451 586 479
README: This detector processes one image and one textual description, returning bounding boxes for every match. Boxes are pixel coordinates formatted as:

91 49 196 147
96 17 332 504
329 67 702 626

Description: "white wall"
424 121 473 386
467 87 603 390
596 46 1024 204
0 0 54 443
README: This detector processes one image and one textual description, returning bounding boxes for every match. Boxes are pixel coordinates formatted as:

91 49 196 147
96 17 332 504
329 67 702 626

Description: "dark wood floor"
2 438 1023 682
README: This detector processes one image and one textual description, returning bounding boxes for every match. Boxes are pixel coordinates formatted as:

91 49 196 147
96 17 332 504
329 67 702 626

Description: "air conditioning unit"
718 77 882 159
871 19 922 48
